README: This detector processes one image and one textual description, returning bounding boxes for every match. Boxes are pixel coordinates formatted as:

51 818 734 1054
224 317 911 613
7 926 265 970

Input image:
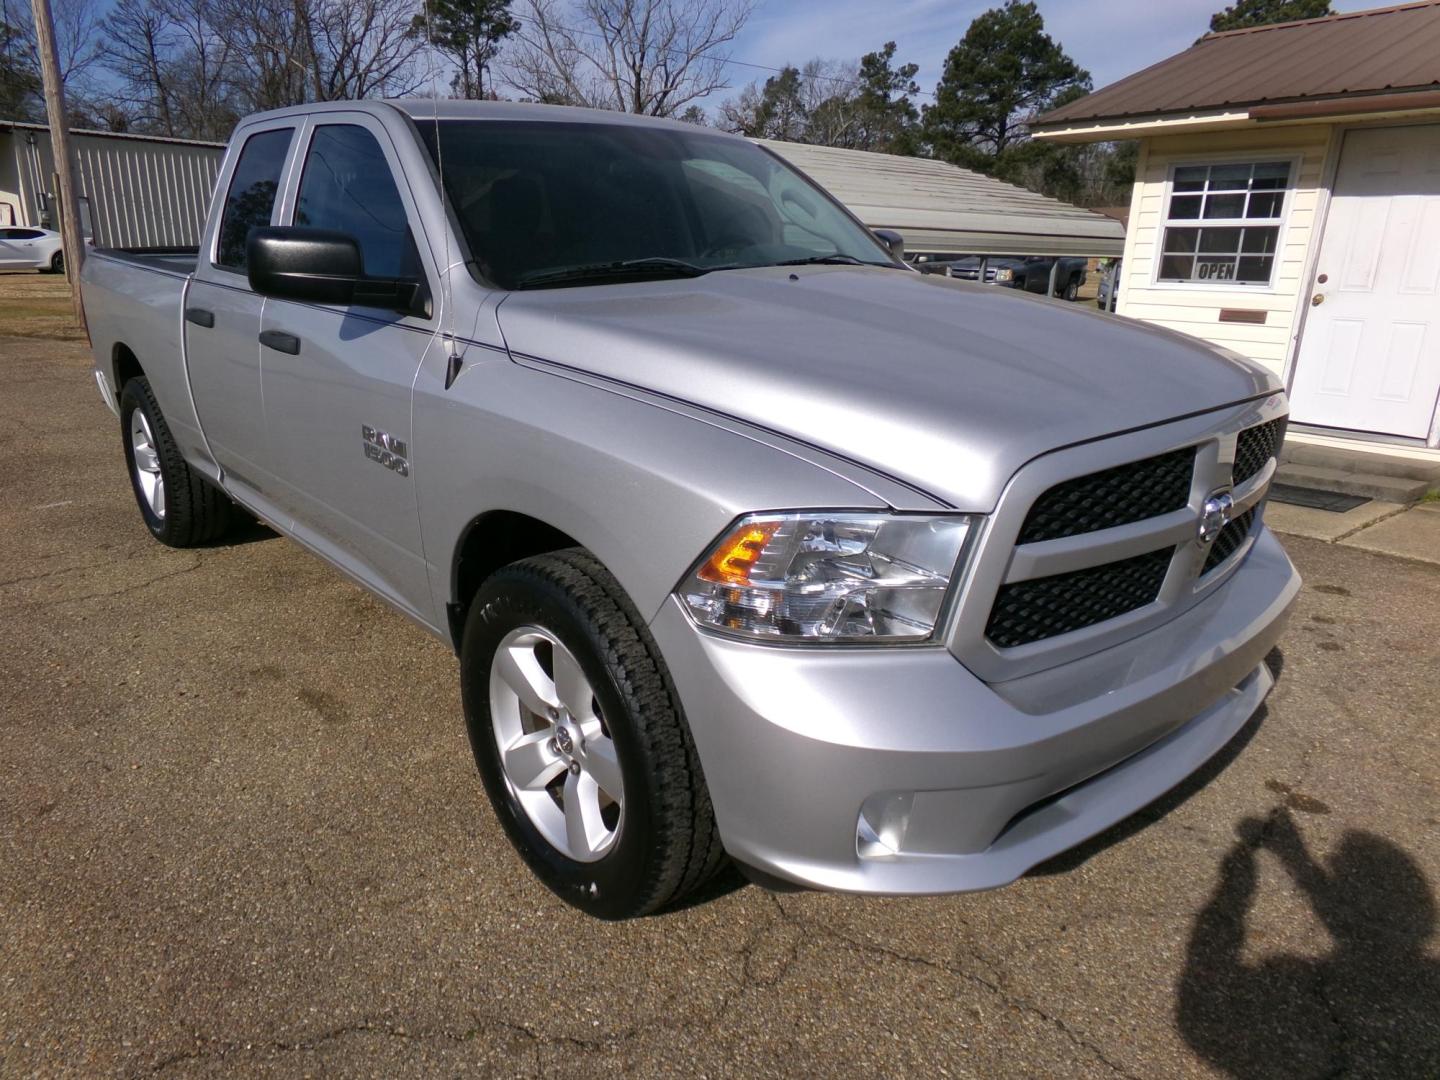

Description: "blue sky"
722 0 1379 104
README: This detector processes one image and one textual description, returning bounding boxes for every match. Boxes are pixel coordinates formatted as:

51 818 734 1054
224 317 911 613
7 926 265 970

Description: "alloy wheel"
489 626 625 862
129 409 165 519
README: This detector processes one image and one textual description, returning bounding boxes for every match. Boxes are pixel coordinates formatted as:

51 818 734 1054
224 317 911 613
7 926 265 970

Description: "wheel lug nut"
546 707 559 721
568 761 581 775
547 737 559 755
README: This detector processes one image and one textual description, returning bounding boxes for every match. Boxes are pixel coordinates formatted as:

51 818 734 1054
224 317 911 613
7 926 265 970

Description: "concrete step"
1273 462 1431 504
1281 442 1440 484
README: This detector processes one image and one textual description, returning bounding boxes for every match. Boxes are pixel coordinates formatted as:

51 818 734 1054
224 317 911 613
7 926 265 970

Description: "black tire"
460 549 726 919
1064 277 1079 302
48 251 64 274
119 376 233 547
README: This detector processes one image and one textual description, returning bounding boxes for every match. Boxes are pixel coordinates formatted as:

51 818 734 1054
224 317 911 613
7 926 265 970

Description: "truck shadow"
207 516 279 548
1176 811 1439 1078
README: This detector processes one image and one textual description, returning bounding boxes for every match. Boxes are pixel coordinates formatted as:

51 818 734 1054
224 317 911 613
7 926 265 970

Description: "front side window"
294 125 415 280
1158 161 1290 287
216 127 293 271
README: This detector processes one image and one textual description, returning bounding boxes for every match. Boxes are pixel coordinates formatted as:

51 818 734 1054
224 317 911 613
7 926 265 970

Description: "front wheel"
119 377 233 547
1064 278 1079 302
460 549 725 918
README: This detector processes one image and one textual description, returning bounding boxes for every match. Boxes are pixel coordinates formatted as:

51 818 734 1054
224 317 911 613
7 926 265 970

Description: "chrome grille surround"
945 393 1289 683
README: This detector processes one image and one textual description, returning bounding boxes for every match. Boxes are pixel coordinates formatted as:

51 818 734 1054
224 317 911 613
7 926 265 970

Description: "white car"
0 226 66 273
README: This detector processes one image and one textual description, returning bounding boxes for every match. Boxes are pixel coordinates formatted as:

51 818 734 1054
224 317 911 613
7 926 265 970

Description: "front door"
1290 125 1440 439
257 114 438 623
0 228 26 266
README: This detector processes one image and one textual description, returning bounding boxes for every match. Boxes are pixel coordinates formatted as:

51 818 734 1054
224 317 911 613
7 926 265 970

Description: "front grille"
1203 508 1256 574
1017 447 1196 545
985 547 1173 649
1234 418 1286 486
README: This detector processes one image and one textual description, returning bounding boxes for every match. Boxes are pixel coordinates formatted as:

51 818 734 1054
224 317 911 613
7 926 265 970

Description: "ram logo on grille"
1198 491 1236 545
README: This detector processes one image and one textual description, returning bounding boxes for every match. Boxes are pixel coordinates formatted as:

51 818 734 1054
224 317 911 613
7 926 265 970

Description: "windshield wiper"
771 254 896 268
514 258 713 290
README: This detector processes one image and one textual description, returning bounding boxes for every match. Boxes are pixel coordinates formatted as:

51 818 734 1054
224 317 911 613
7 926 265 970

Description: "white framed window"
1158 160 1292 287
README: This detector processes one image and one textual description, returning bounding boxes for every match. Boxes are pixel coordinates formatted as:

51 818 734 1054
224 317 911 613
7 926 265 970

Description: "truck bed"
92 247 199 277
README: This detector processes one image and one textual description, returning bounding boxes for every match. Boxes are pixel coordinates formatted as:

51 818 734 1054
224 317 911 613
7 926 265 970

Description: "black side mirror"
873 228 905 263
247 226 428 317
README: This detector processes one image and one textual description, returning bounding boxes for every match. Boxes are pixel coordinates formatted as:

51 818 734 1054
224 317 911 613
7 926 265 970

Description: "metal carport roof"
757 139 1126 258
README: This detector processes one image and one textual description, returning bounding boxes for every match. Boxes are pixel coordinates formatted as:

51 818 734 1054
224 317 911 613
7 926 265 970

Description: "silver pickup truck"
82 100 1299 919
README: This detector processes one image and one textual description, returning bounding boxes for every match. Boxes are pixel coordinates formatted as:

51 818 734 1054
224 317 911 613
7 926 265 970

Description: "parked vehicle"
909 252 967 275
81 101 1298 919
1097 259 1122 312
0 226 65 273
949 254 1088 299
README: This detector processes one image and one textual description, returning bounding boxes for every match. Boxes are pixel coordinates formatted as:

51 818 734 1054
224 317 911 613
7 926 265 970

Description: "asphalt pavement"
2 334 1437 1078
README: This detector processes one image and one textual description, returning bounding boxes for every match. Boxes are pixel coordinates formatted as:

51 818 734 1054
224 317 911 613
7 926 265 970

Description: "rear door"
185 120 301 500
257 113 438 622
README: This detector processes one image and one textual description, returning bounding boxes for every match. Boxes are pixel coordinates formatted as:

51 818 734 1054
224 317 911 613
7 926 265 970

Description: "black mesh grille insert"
1203 508 1256 574
986 547 1174 649
1017 447 1196 545
1234 418 1286 486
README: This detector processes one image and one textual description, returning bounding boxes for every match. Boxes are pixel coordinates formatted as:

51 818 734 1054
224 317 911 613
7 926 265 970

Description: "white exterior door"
1289 124 1440 439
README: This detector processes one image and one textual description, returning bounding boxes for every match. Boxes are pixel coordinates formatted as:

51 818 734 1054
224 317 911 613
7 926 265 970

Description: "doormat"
1268 484 1371 513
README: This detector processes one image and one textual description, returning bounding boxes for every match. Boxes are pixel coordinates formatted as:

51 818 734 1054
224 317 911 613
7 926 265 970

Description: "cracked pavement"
2 333 1438 1078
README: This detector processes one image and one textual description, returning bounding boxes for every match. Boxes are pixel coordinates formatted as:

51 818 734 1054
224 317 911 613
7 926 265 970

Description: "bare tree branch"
504 0 753 116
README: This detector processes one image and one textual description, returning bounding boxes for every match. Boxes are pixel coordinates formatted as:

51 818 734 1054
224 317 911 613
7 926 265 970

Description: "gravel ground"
1 332 1437 1079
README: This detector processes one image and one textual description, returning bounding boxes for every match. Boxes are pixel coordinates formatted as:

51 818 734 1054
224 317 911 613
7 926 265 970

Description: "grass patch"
0 272 85 342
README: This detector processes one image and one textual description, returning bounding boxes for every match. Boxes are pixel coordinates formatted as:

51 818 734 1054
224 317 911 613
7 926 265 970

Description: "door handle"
259 329 300 355
184 306 215 328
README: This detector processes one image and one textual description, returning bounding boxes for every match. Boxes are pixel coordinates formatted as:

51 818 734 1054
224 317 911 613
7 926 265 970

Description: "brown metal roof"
1035 1 1440 128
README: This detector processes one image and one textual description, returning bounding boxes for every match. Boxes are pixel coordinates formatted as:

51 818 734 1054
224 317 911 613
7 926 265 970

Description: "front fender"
412 354 885 636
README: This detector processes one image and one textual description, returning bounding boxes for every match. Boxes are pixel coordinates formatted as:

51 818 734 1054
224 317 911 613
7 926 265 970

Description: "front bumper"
649 527 1299 894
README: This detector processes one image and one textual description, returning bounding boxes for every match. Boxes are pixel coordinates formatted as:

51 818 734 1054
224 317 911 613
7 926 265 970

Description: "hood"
495 266 1278 510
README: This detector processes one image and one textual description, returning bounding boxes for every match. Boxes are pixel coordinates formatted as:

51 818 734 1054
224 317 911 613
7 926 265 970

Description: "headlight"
994 268 1013 282
679 513 975 644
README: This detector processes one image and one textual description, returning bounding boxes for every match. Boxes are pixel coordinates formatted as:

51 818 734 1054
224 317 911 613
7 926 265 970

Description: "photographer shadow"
1177 808 1440 1078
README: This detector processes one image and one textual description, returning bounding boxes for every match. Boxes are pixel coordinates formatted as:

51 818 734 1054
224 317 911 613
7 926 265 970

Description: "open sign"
1196 261 1236 281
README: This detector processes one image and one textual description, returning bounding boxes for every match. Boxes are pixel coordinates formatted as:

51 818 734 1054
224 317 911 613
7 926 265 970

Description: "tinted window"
417 120 892 290
5 228 43 239
216 128 292 271
294 125 414 280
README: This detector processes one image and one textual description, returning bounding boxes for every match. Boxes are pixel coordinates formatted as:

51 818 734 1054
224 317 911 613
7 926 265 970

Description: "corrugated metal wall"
2 126 224 248
75 133 223 247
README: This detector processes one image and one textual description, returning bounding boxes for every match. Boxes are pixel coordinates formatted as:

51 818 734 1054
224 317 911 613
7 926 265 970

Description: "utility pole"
29 0 87 332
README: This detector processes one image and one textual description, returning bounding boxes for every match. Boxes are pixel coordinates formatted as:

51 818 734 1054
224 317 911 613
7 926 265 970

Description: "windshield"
415 119 894 290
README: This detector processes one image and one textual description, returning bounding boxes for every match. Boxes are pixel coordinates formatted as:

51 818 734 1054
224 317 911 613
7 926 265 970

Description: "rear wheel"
119 376 233 547
460 549 725 919
48 251 63 274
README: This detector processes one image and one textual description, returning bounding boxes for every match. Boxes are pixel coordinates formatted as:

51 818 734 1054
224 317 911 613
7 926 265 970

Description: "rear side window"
294 125 415 280
216 128 293 271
